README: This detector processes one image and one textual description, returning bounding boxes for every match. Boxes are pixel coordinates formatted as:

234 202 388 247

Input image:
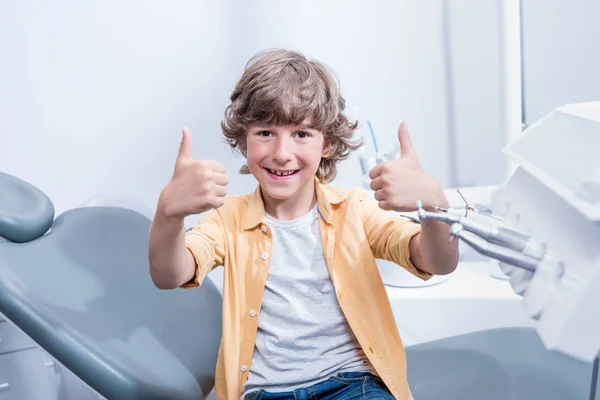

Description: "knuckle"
198 169 212 182
199 181 213 193
209 196 225 208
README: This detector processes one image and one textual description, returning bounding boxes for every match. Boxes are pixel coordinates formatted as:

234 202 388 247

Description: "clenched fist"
368 122 447 212
158 127 228 220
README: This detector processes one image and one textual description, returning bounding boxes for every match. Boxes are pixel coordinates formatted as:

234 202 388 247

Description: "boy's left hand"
369 122 448 212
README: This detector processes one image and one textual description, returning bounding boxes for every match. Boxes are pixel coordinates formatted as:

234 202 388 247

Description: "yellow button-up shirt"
183 178 432 400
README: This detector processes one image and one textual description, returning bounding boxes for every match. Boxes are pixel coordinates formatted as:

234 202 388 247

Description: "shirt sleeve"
180 209 226 289
358 196 432 280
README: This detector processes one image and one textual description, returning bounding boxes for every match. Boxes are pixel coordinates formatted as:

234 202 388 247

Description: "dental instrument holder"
426 102 600 369
417 205 566 320
444 190 532 280
416 207 543 272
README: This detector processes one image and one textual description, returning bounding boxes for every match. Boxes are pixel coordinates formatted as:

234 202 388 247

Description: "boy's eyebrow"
251 123 315 130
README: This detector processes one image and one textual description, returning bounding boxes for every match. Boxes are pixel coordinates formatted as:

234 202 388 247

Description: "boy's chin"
260 185 299 201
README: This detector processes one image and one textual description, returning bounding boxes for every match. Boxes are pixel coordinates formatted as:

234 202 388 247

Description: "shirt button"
249 309 256 317
261 252 269 260
241 365 248 372
261 225 268 232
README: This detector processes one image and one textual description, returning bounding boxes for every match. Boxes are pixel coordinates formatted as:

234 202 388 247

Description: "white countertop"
385 261 521 299
387 261 536 346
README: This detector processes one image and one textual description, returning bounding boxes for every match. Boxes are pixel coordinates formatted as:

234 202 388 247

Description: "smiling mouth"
265 168 299 177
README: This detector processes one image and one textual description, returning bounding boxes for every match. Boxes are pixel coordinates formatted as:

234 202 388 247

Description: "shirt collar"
243 176 348 230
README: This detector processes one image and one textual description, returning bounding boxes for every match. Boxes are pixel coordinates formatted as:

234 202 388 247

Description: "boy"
149 49 458 400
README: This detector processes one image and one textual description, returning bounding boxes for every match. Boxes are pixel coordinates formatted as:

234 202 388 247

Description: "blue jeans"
243 372 394 400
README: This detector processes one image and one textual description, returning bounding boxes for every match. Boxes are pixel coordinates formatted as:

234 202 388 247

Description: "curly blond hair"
221 49 362 183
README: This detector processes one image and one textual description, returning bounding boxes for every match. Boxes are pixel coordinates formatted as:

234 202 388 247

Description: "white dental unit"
422 102 600 364
364 101 600 399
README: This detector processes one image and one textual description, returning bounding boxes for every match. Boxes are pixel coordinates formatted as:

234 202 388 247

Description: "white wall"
0 1 241 227
234 0 452 190
521 0 600 124
446 0 507 187
1 0 514 224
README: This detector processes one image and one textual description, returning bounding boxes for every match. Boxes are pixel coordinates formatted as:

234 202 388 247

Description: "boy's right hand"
158 127 228 220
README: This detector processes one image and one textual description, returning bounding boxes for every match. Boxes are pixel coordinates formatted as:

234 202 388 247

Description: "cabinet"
0 319 58 400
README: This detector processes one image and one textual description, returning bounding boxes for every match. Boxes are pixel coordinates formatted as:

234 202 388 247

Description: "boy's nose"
272 139 292 164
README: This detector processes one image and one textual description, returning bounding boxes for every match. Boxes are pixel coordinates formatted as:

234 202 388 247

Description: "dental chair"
0 171 222 399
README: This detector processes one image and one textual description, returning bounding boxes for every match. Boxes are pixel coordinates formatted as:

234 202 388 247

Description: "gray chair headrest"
0 172 54 242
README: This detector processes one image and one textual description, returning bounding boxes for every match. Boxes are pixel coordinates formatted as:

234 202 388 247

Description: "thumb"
177 127 193 162
397 121 416 158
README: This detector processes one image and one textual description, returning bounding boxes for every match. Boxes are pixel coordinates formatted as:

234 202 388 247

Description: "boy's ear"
322 142 333 158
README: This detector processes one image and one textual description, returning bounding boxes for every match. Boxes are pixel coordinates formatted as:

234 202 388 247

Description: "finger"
374 189 386 202
398 121 416 158
206 160 226 174
213 184 227 197
378 200 392 211
370 176 384 191
212 172 229 186
208 196 225 209
177 127 193 161
368 164 382 180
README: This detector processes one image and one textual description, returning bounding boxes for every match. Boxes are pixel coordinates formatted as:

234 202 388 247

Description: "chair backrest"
0 172 222 399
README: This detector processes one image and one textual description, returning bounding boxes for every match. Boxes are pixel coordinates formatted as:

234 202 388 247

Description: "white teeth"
268 169 295 176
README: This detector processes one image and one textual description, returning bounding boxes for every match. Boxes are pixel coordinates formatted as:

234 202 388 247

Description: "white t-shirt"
241 205 376 398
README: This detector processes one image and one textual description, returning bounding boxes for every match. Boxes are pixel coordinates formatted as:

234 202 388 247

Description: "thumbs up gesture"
368 122 447 212
158 128 229 220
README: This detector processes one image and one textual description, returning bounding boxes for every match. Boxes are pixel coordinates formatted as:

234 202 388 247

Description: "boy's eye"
296 131 309 139
258 130 272 137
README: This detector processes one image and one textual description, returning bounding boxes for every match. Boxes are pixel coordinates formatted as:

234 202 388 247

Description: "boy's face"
245 121 329 202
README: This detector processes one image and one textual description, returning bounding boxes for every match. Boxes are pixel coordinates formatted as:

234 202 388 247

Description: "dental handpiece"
449 224 539 272
443 207 529 236
417 207 540 257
